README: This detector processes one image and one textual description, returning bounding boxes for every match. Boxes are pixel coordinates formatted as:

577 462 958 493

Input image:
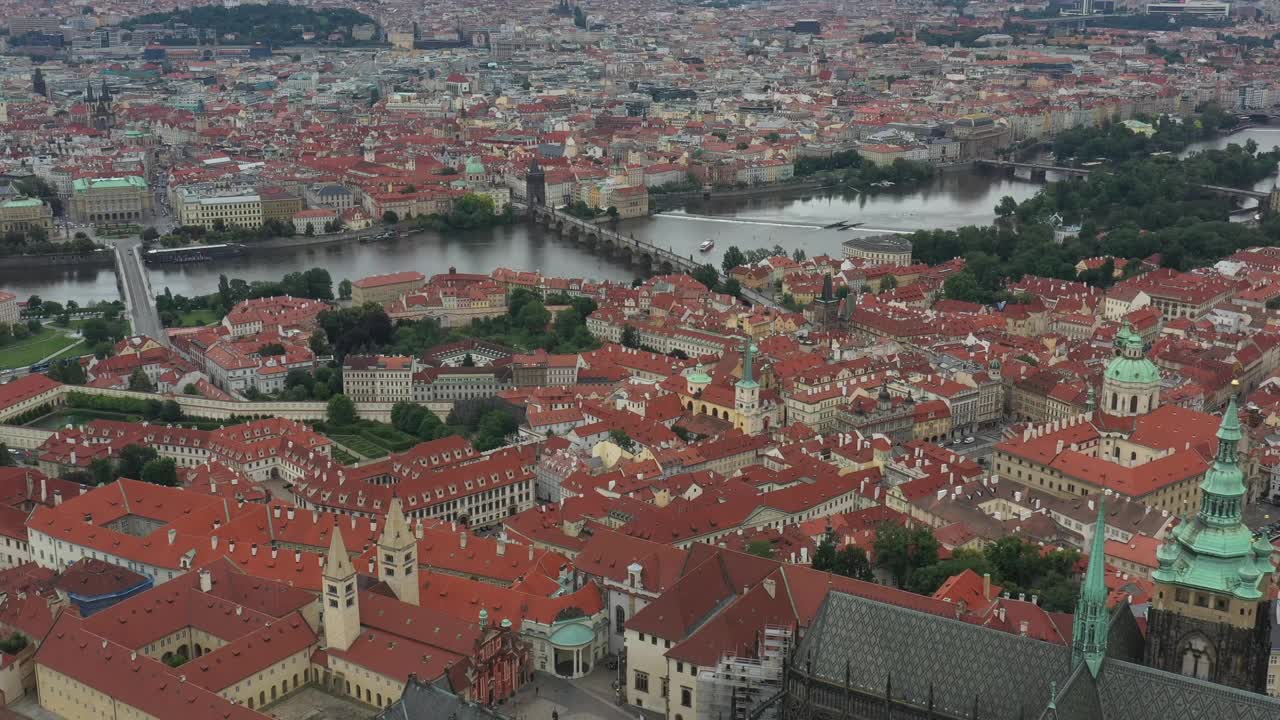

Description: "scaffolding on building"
695 623 793 720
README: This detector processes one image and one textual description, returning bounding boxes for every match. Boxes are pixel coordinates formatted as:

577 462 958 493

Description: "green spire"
1072 496 1109 678
1198 391 1246 527
1154 384 1273 601
737 338 758 389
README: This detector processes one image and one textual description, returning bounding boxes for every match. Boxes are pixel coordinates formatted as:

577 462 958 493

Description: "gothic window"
1179 635 1215 680
615 605 626 634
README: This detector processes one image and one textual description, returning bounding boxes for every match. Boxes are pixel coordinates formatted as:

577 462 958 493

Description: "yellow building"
0 198 53 235
70 177 152 224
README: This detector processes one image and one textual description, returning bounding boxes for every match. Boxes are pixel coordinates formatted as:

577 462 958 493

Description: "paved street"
502 668 649 720
111 235 166 344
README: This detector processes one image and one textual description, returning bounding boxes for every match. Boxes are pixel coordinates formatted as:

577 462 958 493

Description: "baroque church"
770 388 1279 719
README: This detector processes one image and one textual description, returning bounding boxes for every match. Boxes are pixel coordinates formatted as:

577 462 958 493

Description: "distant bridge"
976 159 1271 203
517 200 781 311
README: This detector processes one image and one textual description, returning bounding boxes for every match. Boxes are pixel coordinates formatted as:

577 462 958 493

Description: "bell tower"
735 339 764 435
322 528 360 651
377 496 420 606
1145 386 1274 691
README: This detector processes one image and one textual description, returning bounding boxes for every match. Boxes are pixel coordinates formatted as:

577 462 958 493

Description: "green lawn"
48 341 88 362
0 328 79 369
330 434 388 459
176 309 221 327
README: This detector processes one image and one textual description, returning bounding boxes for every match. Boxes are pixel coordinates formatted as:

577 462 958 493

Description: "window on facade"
634 671 649 692
681 687 692 707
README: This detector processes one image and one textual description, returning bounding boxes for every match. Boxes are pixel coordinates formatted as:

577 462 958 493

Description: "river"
5 128 1278 304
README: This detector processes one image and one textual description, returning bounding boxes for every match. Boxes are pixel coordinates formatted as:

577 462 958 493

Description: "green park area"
0 327 81 369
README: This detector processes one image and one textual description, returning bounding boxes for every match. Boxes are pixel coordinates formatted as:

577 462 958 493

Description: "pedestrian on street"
536 686 540 697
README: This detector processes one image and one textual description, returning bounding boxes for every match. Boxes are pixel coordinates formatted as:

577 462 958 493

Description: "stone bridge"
518 201 782 311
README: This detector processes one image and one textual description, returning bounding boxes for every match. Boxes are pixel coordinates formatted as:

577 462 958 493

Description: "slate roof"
796 589 1069 720
795 589 1280 720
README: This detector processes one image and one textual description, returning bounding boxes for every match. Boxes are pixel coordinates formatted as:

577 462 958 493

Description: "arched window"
1111 393 1118 411
615 605 626 634
259 691 265 707
1180 635 1215 680
1129 395 1138 414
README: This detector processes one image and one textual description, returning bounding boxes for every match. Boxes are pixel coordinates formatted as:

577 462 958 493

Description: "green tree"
327 394 356 426
141 227 160 242
833 545 875 581
382 210 399 224
872 524 940 588
461 353 476 367
89 457 115 486
721 245 747 273
117 444 158 480
573 5 587 27
689 264 719 291
338 279 353 300
128 368 153 392
812 525 838 572
620 325 640 349
0 444 12 468
140 457 178 487
609 429 636 452
48 358 86 385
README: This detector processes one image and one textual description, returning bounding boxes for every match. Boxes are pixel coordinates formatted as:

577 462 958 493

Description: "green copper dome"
1103 323 1160 386
1153 392 1273 601
687 371 712 385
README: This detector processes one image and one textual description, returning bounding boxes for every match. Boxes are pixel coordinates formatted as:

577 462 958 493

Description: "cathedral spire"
1197 386 1245 527
737 338 757 388
1072 496 1109 678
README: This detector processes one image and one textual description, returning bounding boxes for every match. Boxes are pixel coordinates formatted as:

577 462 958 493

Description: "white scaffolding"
694 624 792 720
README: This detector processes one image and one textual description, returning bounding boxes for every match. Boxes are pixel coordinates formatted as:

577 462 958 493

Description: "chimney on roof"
1031 594 1039 605
496 538 506 557
982 572 992 600
271 547 278 559
370 517 378 534
998 606 1006 622
198 569 212 593
460 531 468 549
235 605 242 616
1019 620 1029 636
210 535 218 551
800 546 809 563
167 528 176 545
415 521 425 540
251 543 258 557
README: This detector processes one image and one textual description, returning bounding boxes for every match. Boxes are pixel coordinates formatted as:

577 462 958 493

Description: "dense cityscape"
0 0 1279 719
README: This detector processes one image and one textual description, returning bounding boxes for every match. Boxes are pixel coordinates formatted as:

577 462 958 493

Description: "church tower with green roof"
1101 322 1160 419
1144 386 1274 692
734 338 764 435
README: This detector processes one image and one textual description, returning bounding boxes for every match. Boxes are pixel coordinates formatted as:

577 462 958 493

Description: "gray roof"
796 589 1069 720
376 676 504 720
797 590 1280 720
842 234 912 253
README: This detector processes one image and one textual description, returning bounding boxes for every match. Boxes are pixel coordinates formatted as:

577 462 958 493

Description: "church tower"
735 339 764 435
525 157 547 207
322 528 360 651
1145 386 1275 691
1072 497 1109 678
377 496 420 606
811 273 839 329
1101 322 1160 419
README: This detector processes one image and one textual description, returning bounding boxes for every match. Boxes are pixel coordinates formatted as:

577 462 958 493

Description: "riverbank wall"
0 251 115 270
